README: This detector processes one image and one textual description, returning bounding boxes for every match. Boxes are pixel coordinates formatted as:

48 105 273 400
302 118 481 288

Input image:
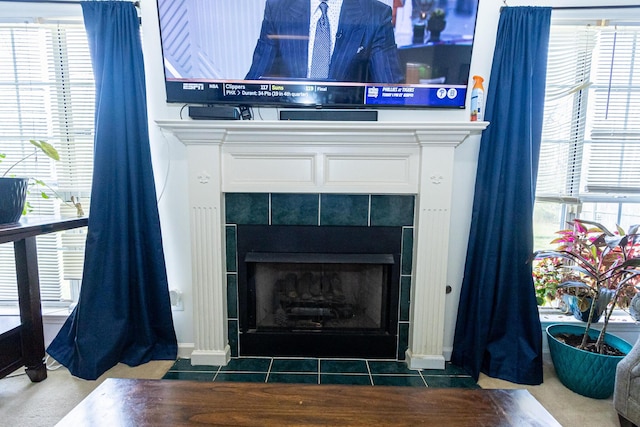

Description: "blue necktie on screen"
310 1 330 79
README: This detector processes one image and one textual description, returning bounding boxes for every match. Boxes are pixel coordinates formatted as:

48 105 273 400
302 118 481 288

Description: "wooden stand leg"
25 365 47 382
14 237 47 382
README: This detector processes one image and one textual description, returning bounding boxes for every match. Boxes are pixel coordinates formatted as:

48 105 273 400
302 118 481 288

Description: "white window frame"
535 10 640 249
0 6 93 308
534 8 640 321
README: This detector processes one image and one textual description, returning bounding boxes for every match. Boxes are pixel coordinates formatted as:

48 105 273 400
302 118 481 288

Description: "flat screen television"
156 0 479 109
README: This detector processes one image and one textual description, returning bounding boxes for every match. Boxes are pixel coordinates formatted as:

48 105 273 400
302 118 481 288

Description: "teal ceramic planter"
547 324 633 399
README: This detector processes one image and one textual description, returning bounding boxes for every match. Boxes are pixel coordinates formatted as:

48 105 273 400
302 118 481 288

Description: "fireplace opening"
237 225 401 359
250 253 393 331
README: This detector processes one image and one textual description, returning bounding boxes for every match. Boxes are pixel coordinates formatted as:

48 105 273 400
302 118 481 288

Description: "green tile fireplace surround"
224 193 416 360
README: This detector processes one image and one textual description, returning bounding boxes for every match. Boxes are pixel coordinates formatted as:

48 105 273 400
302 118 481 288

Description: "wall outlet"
169 289 184 311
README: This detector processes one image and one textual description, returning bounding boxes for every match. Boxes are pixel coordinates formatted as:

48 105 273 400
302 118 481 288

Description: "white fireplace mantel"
156 120 486 145
156 119 488 369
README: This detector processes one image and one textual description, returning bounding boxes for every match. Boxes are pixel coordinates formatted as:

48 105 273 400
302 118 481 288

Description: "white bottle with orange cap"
470 75 485 121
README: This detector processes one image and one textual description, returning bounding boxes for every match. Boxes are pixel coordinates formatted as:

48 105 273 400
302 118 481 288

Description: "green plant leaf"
617 272 640 289
623 259 640 268
22 201 33 215
561 264 597 279
558 281 593 290
29 139 60 161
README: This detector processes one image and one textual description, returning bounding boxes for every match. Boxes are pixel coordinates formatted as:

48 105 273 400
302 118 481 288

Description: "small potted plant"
427 9 446 42
0 140 60 224
533 218 640 398
532 256 564 307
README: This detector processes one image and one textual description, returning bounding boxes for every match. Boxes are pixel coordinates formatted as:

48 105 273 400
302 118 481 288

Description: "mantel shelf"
155 120 488 146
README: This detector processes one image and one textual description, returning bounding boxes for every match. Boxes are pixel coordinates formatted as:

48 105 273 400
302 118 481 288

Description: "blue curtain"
450 7 551 385
47 1 177 380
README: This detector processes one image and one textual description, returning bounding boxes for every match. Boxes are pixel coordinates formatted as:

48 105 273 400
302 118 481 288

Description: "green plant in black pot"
0 140 60 224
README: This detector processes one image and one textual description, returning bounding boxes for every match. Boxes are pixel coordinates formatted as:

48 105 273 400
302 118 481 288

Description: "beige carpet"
0 359 174 427
478 361 619 427
0 359 619 426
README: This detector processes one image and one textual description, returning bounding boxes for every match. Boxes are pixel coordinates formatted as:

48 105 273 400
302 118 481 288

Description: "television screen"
156 0 479 109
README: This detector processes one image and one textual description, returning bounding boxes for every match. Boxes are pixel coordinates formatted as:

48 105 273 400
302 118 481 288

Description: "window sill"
0 303 72 318
538 307 640 351
0 304 71 348
539 307 640 326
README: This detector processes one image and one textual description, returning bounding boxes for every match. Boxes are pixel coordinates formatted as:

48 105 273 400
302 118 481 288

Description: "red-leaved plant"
533 219 640 354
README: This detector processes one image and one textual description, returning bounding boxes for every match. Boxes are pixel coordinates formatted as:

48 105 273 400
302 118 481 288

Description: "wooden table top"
55 378 561 426
0 216 88 244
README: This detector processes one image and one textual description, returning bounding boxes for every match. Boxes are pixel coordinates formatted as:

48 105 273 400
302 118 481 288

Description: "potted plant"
427 9 446 42
532 257 564 307
533 218 640 398
0 140 60 224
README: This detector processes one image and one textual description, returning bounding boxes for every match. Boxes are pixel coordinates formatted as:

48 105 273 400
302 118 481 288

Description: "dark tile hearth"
163 358 479 389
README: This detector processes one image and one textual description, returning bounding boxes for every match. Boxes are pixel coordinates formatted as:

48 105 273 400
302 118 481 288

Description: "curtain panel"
47 1 177 380
451 7 552 385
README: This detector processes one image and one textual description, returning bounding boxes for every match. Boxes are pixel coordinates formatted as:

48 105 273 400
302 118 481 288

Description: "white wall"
141 0 193 348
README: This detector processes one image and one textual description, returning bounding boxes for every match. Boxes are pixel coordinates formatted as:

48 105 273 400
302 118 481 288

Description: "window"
534 16 640 250
0 20 94 305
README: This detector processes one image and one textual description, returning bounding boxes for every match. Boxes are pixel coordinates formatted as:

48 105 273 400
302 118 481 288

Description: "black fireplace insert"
236 225 402 358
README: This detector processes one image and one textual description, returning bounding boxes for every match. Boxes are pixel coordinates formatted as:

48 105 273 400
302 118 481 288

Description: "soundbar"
189 106 240 120
280 110 378 121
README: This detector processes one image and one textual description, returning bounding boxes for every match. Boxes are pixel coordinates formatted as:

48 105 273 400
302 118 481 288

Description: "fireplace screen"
249 254 392 331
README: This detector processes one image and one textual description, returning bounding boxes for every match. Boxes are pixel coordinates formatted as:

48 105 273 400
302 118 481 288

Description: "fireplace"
237 225 401 358
156 119 487 369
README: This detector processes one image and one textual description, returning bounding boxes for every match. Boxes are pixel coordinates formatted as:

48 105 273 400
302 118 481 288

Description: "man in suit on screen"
245 0 404 83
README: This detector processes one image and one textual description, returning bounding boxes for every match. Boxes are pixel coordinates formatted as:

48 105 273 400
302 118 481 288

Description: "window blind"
585 27 640 194
0 22 94 303
537 22 640 202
